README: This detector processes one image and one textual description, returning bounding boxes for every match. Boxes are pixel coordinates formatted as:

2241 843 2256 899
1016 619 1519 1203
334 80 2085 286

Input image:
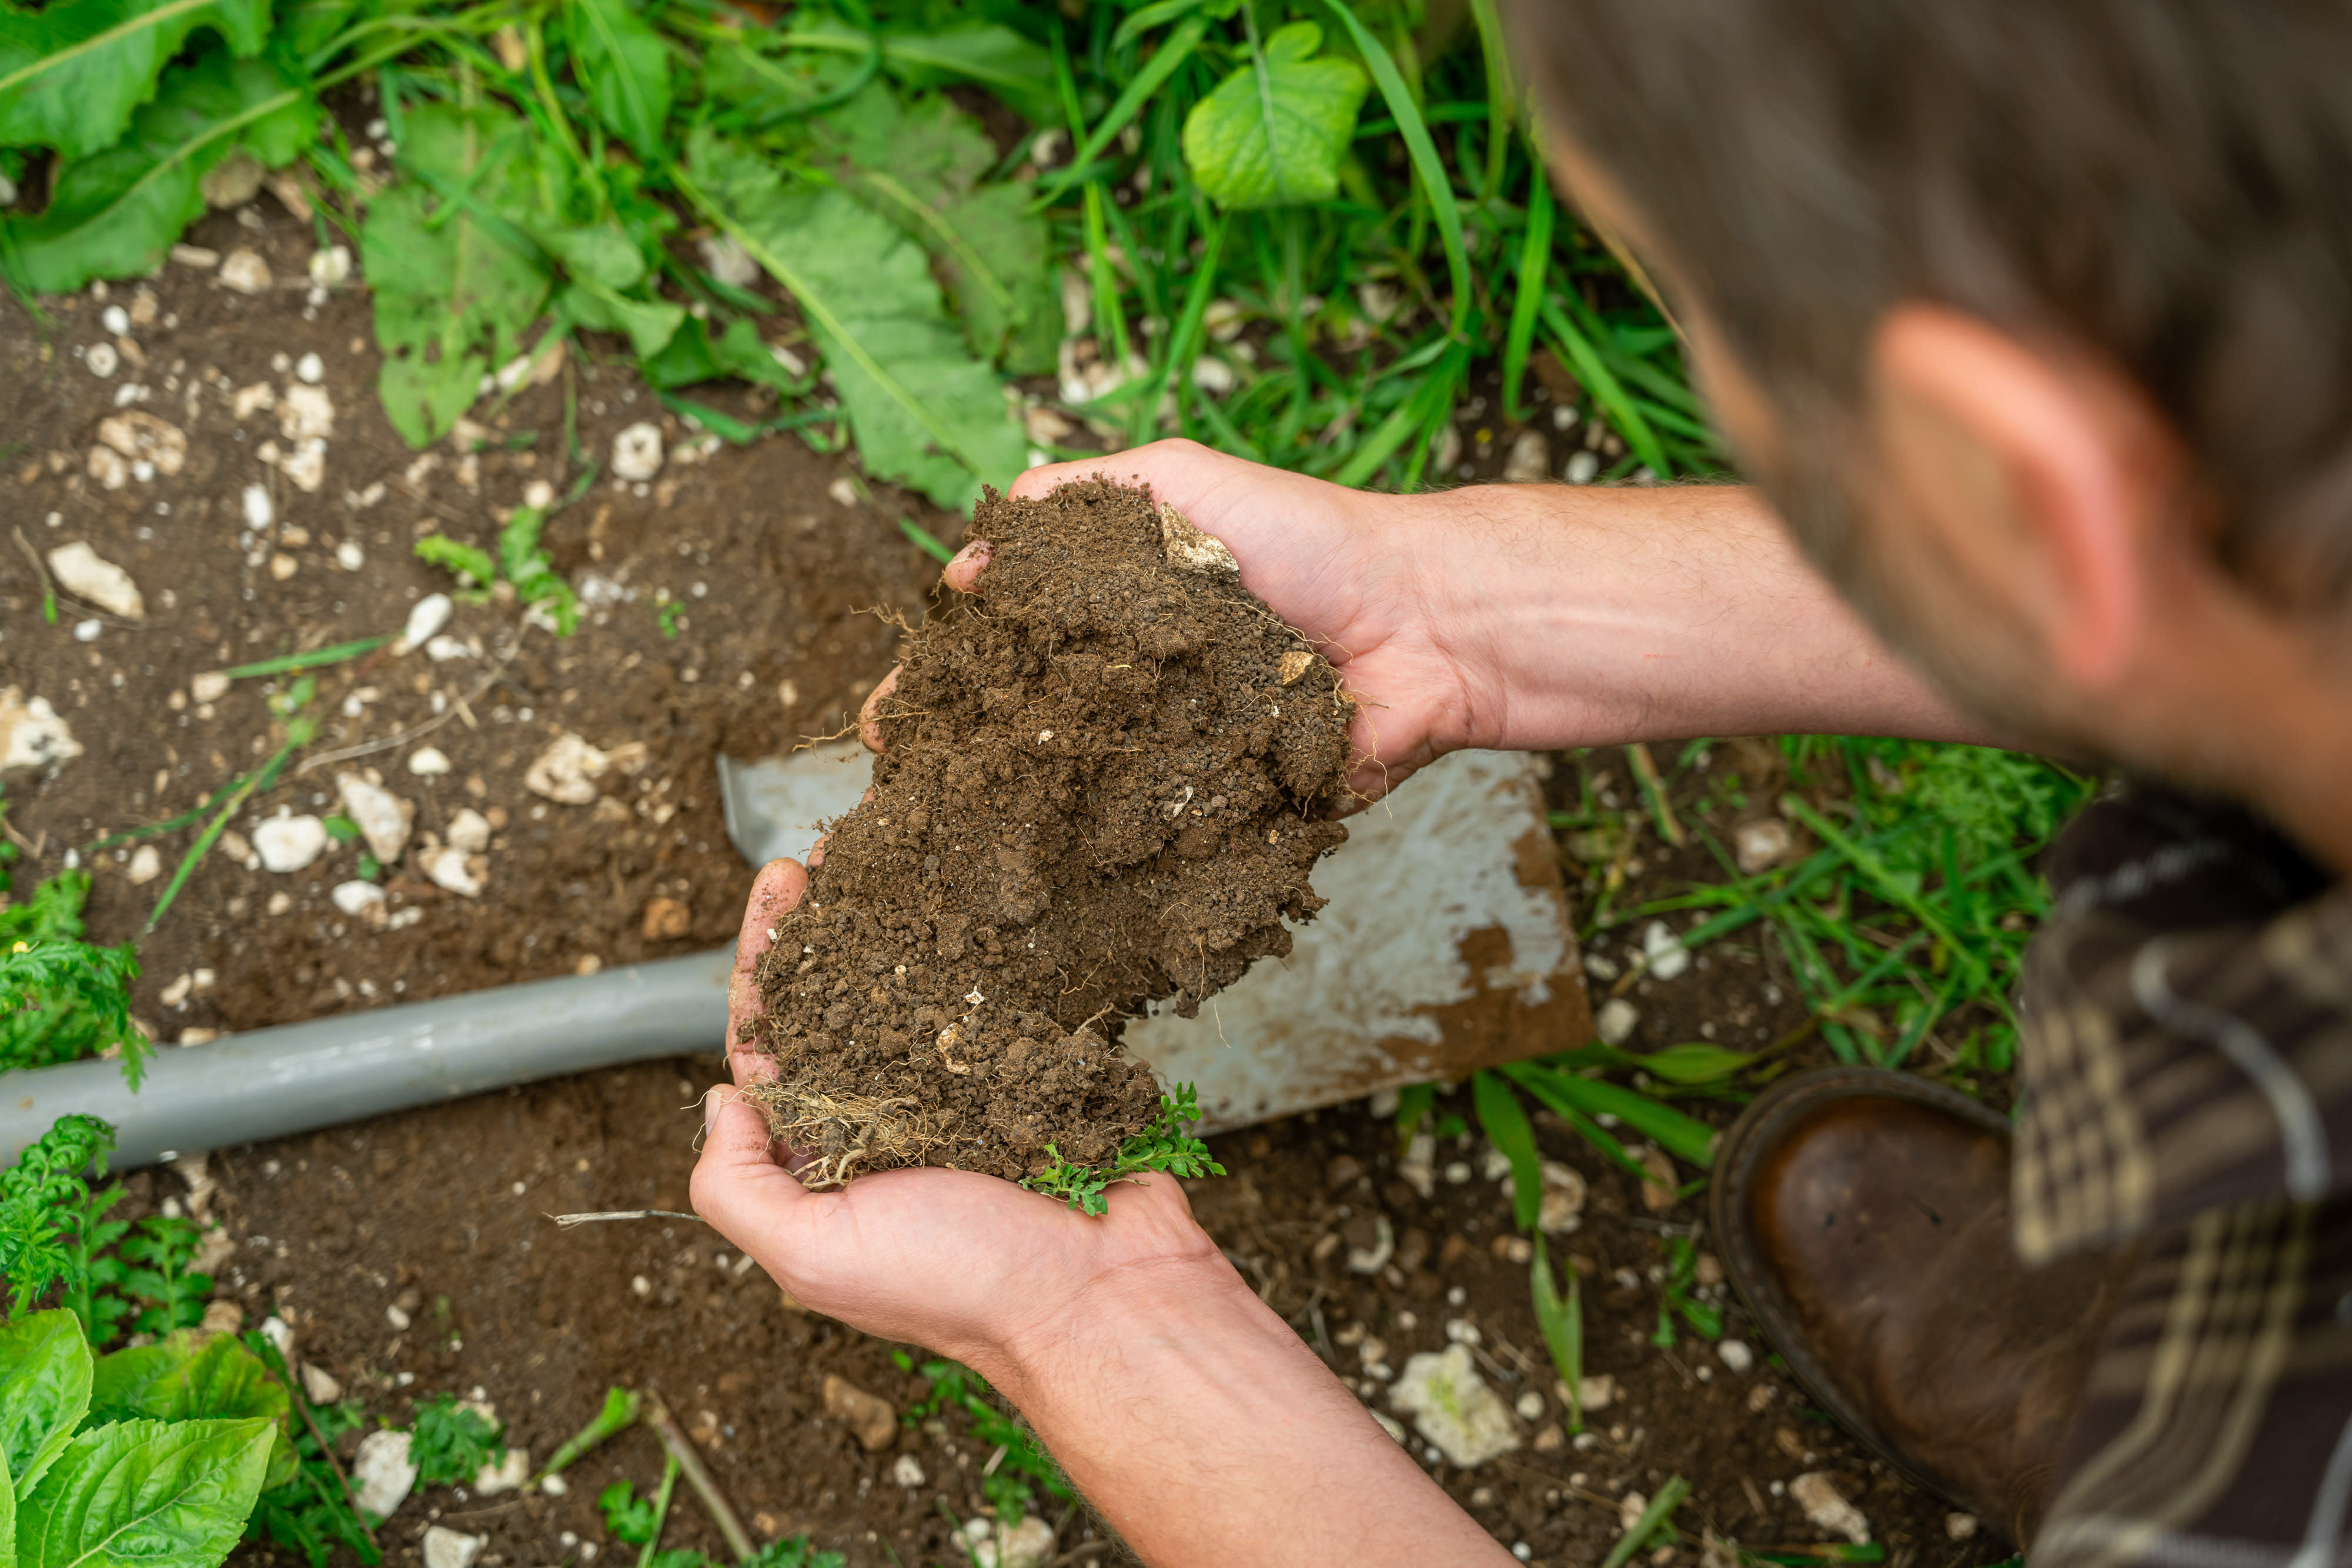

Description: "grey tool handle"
0 948 732 1169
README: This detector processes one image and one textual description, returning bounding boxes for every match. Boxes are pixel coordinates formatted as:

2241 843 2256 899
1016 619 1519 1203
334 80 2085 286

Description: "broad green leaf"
86 1335 293 1492
559 282 682 360
686 132 1025 512
1181 21 1367 209
18 1416 271 1568
820 91 1055 373
704 38 871 126
535 223 645 291
0 1313 91 1505
274 0 370 60
567 0 671 166
639 316 802 395
363 104 552 446
0 0 269 160
877 24 1055 126
0 48 313 296
1471 1070 1542 1233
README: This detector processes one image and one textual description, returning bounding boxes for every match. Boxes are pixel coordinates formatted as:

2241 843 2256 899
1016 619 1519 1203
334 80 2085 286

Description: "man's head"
1514 2 2352 846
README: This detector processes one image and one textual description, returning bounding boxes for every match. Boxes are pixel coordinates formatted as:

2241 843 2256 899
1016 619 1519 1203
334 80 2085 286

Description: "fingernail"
703 1086 727 1134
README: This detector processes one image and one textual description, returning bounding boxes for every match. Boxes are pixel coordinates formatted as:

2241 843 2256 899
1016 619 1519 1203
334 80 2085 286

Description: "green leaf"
535 223 645 291
0 0 270 160
414 536 496 588
1180 21 1367 209
559 282 683 361
86 1335 295 1492
0 48 315 296
18 1416 273 1568
877 24 1055 126
1499 1062 1719 1169
1636 1044 1756 1085
566 0 671 166
0 1313 91 1503
1470 1071 1542 1233
821 91 1055 373
363 104 552 446
2 1439 18 1568
703 38 874 127
639 317 803 396
683 132 1025 512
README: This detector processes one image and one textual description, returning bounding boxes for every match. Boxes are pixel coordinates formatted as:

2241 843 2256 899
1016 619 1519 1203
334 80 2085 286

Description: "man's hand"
695 857 1228 1370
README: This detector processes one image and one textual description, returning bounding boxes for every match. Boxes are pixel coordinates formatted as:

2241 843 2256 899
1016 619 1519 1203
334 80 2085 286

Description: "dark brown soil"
0 193 1996 1568
749 481 1352 1183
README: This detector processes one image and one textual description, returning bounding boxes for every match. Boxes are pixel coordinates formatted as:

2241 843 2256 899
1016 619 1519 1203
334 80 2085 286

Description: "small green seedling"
409 1393 505 1486
894 1352 1070 1528
541 1386 641 1480
1652 1234 1723 1348
1021 1083 1224 1216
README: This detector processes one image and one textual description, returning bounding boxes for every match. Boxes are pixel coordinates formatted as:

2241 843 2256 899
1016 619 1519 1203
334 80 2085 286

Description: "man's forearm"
1399 481 2001 751
978 1258 1514 1568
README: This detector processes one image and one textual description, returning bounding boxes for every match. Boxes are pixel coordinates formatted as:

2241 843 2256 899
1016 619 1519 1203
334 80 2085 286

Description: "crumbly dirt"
749 480 1353 1183
0 193 1994 1568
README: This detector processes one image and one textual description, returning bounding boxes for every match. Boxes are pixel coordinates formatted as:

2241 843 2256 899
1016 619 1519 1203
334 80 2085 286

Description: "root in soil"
748 479 1353 1184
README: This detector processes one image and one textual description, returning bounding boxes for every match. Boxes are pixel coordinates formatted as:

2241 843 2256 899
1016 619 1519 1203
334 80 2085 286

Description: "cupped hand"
692 859 1228 1373
861 439 1495 807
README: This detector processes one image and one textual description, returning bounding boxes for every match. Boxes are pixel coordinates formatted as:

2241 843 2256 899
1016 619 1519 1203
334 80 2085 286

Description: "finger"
727 859 806 1086
940 539 991 594
857 666 901 754
690 1089 811 1259
1009 456 1125 502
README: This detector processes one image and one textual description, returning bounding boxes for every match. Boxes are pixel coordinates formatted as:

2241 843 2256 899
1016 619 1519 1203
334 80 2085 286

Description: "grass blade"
1038 12 1209 206
215 635 391 680
1602 1475 1690 1568
1541 296 1669 477
898 516 956 563
1529 1236 1583 1433
1501 1061 1717 1168
1501 166 1552 423
1472 1070 1543 1231
1321 0 1471 333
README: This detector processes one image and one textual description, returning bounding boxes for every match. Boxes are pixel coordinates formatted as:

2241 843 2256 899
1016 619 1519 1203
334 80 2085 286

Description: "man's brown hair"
1515 1 2352 607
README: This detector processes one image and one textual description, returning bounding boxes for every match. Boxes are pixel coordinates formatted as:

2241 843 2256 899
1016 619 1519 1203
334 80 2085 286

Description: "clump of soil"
749 479 1353 1183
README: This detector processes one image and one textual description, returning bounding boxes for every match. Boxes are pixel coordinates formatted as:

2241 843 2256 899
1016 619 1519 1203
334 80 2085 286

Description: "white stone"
1388 1346 1520 1469
88 446 128 489
96 411 186 476
407 747 452 776
1946 1514 1980 1542
242 483 273 531
400 593 453 651
1537 1161 1588 1234
330 881 386 917
86 342 118 377
126 844 163 885
1189 356 1235 396
279 437 326 492
526 733 608 805
280 383 334 440
445 808 492 855
1565 450 1600 485
1573 1373 1616 1412
421 1526 486 1568
191 671 232 704
696 234 759 288
1735 817 1792 875
1717 1339 1754 1374
309 246 352 287
1642 920 1689 981
72 620 101 643
1515 1390 1544 1421
253 811 328 873
472 1449 529 1495
200 152 265 209
890 1455 926 1488
101 305 130 336
1503 429 1551 484
385 1304 410 1330
971 1517 1054 1568
523 479 554 510
336 773 415 864
1596 997 1640 1046
218 248 272 295
422 845 484 898
1 689 81 773
337 540 365 571
352 1430 417 1518
425 635 469 661
45 543 146 620
300 1363 343 1404
1791 1473 1870 1545
295 352 325 385
612 422 663 481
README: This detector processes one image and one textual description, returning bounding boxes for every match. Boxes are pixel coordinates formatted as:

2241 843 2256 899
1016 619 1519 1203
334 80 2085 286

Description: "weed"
1020 1082 1225 1216
1 795 146 1083
416 506 582 634
1602 1476 1691 1568
893 1352 1071 1528
242 1332 381 1568
1528 1236 1583 1433
1651 1235 1722 1348
600 1479 663 1546
657 600 687 638
409 1393 505 1486
0 1112 118 1320
542 1386 642 1481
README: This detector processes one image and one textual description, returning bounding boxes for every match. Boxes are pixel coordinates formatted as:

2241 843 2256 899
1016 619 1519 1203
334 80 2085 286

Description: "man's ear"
1870 306 2164 689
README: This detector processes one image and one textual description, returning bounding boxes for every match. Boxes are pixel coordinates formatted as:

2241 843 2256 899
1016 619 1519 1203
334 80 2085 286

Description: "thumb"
690 1087 810 1255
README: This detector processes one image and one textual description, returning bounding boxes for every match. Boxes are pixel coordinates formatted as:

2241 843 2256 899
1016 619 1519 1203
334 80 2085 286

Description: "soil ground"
1 196 1997 1567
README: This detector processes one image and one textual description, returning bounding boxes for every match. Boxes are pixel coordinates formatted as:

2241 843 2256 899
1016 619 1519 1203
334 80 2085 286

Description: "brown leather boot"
1711 1067 2134 1547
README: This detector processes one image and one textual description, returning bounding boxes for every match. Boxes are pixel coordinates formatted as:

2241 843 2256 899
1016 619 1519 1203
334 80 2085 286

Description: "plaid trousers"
2014 784 2352 1566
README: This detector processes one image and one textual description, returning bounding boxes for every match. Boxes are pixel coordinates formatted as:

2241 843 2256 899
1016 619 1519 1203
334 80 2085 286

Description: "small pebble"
295 352 324 383
337 540 365 570
101 305 130 335
86 342 118 377
1717 1339 1754 1374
